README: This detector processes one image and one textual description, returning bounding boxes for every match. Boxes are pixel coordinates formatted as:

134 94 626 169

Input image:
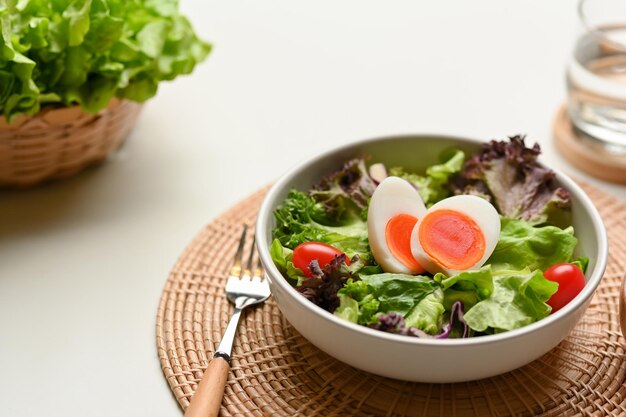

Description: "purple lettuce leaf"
309 157 377 221
370 312 430 338
435 301 470 339
370 302 471 339
450 135 571 226
296 254 363 313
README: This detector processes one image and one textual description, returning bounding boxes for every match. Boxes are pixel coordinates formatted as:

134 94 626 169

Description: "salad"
270 136 588 339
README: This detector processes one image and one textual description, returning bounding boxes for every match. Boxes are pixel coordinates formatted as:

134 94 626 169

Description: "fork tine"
244 235 256 276
229 225 248 278
254 254 264 280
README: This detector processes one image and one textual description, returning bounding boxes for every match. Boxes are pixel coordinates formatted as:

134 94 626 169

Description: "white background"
1 1 625 416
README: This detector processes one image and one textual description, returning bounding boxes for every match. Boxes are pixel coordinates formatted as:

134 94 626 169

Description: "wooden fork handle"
619 275 626 337
184 356 230 417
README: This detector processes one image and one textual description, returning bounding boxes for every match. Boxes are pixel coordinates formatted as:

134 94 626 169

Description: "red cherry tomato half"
544 263 585 313
293 242 350 277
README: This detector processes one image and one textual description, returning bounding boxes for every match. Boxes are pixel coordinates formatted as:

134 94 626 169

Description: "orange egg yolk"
418 209 485 271
385 214 425 274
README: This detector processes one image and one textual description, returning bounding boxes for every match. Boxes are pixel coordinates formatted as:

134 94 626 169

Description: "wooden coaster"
157 185 626 417
553 105 626 184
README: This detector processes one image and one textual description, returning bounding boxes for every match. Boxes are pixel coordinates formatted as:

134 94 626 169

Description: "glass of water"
567 0 626 152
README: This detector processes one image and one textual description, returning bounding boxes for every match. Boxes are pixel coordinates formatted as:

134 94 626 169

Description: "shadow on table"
0 160 124 242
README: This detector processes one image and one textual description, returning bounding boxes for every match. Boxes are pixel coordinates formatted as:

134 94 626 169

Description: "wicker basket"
0 98 142 187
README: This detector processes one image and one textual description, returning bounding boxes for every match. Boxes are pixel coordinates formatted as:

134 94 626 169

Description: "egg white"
410 194 500 276
367 176 427 274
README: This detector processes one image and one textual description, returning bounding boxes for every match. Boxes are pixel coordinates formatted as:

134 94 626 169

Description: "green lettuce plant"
0 0 210 121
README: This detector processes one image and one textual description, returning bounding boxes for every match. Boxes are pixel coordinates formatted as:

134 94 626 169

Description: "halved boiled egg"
368 177 427 274
410 195 500 276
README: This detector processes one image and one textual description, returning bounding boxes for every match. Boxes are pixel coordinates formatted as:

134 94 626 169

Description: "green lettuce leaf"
571 257 589 274
488 217 578 272
337 273 438 330
463 268 558 332
389 148 464 205
64 0 92 47
359 273 438 316
337 278 381 325
404 289 445 335
272 189 372 261
269 239 307 284
335 293 359 323
434 266 493 310
1 0 210 120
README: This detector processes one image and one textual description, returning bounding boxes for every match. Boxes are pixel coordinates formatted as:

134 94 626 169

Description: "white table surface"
1 1 625 416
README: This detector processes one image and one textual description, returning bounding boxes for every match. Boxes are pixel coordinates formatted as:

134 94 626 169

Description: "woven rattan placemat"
157 183 626 417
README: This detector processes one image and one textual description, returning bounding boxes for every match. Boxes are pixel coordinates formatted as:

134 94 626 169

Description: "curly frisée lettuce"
273 190 372 261
0 0 210 120
270 137 586 339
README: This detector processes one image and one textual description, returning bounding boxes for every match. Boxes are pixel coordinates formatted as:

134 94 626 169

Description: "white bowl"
255 135 608 382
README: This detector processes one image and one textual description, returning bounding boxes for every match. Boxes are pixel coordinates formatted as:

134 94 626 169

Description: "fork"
184 225 271 417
